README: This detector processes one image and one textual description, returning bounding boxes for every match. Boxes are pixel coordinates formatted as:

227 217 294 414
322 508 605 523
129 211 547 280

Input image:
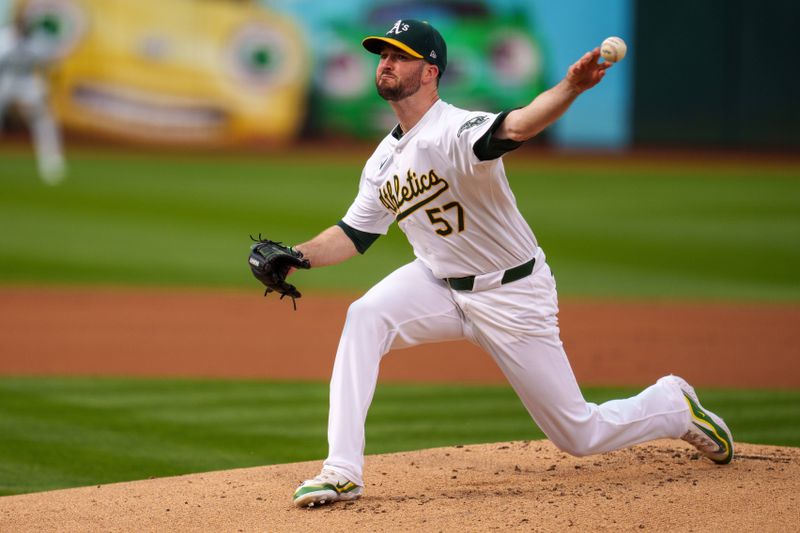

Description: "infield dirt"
1 287 799 531
0 440 798 531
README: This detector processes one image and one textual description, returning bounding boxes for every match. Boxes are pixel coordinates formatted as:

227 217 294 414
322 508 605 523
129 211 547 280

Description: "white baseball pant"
323 249 691 486
0 73 65 184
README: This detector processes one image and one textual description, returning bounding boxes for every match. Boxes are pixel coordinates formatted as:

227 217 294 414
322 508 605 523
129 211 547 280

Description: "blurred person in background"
0 17 66 185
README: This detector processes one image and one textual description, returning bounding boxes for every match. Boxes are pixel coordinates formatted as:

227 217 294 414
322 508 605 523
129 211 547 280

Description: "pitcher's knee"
550 439 594 457
345 296 394 336
545 423 599 457
346 296 379 324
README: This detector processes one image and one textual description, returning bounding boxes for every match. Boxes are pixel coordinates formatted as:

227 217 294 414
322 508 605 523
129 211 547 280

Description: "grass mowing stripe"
0 380 330 495
1 149 798 299
0 377 798 496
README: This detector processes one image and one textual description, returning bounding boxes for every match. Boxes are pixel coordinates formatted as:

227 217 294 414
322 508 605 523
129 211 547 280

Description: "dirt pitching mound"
1 440 797 532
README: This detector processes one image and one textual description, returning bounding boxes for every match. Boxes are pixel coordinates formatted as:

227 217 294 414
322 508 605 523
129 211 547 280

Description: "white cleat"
39 161 66 186
663 375 734 464
292 468 363 508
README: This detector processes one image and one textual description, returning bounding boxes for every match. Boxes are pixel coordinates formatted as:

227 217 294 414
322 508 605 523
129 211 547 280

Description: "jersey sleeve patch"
336 220 381 254
472 110 524 161
457 115 490 138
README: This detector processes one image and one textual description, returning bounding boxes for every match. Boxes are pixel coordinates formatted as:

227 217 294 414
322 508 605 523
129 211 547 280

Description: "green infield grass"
0 148 798 300
0 376 798 496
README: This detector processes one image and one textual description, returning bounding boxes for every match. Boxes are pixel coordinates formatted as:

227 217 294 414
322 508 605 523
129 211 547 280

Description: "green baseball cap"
362 19 447 78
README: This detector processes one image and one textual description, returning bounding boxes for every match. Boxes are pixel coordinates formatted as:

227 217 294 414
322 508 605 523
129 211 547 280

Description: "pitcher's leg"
324 260 464 485
489 333 689 455
463 264 690 457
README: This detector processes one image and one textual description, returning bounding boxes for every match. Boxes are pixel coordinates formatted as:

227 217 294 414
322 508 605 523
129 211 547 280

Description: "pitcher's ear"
425 63 440 82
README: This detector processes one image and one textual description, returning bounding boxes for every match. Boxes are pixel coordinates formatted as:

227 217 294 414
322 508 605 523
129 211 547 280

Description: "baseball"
600 36 627 63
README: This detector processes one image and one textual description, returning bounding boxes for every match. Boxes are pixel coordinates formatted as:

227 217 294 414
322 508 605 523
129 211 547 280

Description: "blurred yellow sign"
16 0 311 144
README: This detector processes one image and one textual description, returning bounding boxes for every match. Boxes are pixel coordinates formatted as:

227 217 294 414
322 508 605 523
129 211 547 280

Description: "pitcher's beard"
376 66 423 101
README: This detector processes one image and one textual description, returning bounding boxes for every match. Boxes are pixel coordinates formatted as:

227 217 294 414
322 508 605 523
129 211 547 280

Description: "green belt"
446 258 535 291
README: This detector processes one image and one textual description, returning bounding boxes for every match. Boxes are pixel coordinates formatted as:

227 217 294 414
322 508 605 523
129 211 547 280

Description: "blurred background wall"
1 0 797 150
633 0 798 149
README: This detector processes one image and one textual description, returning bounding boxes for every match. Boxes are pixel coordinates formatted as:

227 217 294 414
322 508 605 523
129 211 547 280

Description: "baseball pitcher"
248 19 734 509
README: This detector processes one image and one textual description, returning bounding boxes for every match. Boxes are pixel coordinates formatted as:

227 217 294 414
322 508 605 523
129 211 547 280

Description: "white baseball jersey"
342 99 537 279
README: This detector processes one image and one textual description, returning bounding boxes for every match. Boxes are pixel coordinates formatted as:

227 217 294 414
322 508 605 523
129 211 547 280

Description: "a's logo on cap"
387 19 410 35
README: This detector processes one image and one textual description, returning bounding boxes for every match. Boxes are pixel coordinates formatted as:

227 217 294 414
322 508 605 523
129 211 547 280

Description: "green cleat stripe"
683 392 733 464
294 483 336 499
293 481 360 500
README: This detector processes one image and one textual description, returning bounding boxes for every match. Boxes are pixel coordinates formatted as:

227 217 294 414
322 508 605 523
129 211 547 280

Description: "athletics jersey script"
342 100 537 279
377 168 448 221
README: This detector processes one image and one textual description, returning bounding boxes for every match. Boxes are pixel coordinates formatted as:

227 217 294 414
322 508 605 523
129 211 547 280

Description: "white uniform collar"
389 99 445 144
